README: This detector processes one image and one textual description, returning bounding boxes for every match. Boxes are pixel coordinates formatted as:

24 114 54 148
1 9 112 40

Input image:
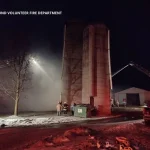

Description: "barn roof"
115 87 150 94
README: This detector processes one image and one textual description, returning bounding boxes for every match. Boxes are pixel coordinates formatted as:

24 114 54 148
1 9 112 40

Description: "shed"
114 87 150 106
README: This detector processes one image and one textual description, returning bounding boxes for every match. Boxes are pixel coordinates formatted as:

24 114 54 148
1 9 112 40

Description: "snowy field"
0 115 121 127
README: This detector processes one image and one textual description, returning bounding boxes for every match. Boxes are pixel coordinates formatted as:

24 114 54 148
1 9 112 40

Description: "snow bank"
0 115 121 127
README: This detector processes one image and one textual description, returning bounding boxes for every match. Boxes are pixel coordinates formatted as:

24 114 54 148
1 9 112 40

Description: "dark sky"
0 0 150 91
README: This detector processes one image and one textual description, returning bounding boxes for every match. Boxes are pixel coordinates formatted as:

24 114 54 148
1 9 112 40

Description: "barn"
114 87 150 106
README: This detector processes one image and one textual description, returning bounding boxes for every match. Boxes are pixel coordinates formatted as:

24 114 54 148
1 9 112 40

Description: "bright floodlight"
30 57 37 64
32 59 37 64
30 56 54 82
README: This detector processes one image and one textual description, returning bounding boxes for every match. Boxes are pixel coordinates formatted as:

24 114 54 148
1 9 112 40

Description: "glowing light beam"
30 57 54 82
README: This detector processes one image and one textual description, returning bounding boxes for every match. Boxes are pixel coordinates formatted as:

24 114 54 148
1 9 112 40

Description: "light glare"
31 57 53 82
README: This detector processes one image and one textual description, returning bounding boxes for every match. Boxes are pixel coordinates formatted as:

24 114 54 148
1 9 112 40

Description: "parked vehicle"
143 102 150 124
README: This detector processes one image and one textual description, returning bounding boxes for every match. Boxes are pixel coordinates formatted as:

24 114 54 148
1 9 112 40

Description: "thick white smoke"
19 52 62 112
0 51 62 113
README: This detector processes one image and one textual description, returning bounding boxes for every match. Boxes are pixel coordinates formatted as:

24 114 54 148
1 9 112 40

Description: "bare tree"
0 50 31 116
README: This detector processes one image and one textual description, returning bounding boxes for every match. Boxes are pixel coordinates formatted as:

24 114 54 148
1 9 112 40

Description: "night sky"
0 0 150 92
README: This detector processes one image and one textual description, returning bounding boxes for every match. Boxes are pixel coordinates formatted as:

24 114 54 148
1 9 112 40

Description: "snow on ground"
0 115 121 127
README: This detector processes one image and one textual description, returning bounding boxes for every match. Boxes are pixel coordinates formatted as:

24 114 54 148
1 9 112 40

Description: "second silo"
82 24 111 115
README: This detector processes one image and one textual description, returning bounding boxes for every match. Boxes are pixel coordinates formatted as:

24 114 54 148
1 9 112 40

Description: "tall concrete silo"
82 24 112 115
61 21 86 105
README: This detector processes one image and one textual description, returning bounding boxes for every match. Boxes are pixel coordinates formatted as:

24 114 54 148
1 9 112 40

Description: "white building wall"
139 93 145 105
115 87 149 106
115 93 126 105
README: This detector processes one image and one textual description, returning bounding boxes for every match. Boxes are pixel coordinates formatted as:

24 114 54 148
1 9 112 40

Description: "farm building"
114 87 150 106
